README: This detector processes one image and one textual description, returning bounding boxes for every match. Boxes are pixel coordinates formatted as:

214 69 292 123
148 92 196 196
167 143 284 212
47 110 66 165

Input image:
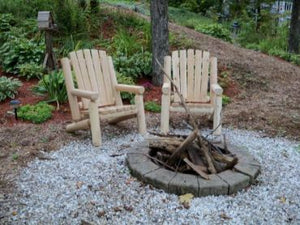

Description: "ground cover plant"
18 101 55 124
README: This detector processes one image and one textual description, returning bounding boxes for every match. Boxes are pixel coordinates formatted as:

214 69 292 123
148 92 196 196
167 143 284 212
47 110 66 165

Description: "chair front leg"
135 94 146 134
88 100 101 147
213 95 222 136
160 83 171 134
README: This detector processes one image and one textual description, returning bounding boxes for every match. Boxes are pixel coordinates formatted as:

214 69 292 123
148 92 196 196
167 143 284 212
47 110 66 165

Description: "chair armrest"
162 82 170 95
115 84 145 94
71 89 99 101
211 84 223 95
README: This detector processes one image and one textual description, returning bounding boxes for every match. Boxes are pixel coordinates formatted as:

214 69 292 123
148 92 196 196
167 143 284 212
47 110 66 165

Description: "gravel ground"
4 128 300 225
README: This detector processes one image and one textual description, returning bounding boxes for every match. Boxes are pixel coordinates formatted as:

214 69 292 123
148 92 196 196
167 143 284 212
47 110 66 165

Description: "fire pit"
126 138 260 197
127 69 260 197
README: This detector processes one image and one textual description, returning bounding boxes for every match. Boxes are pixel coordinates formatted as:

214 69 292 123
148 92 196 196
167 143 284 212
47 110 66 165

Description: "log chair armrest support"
211 84 223 96
162 82 171 95
115 84 145 95
71 89 99 101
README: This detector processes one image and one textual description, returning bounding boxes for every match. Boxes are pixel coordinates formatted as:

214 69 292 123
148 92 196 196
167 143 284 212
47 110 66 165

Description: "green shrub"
0 37 44 74
144 101 161 112
116 73 135 101
113 50 152 79
195 23 232 42
18 63 44 80
33 70 68 107
0 76 22 102
222 95 231 106
18 102 55 124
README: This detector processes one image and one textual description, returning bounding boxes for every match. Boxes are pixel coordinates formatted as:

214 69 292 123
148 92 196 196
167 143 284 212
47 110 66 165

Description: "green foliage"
0 13 15 32
0 0 53 20
33 70 68 105
56 34 95 57
53 0 88 35
0 76 22 102
144 101 161 113
0 37 44 74
116 73 135 101
195 23 232 42
18 102 55 124
111 29 143 55
113 50 152 79
11 153 19 161
18 63 44 80
222 95 231 106
168 6 213 28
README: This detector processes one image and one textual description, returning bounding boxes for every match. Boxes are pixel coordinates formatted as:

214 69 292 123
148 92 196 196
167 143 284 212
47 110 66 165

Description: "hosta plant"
0 76 22 102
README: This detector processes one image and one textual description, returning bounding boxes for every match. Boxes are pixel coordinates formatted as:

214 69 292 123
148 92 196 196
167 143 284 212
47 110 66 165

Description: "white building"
271 0 293 14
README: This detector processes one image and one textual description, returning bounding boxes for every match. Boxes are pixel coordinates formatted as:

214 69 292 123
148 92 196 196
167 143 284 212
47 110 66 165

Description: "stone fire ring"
126 141 261 197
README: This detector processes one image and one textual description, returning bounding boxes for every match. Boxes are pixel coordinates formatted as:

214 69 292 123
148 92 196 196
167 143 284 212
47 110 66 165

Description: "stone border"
126 142 261 197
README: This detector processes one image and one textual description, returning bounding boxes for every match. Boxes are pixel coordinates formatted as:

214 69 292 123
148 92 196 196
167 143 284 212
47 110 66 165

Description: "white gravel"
6 129 300 225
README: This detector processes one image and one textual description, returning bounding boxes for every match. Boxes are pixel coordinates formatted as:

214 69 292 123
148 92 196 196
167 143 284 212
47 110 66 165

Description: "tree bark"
288 0 300 54
150 0 169 86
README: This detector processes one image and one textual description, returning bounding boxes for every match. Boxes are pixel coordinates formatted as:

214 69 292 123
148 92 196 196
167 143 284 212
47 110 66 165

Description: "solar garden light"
231 21 240 39
9 100 21 120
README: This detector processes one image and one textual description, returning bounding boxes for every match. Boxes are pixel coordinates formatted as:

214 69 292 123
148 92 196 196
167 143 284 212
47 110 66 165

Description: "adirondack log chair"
161 49 223 136
61 49 146 147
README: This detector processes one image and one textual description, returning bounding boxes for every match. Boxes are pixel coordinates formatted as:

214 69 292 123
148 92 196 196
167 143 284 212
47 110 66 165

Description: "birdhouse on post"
37 11 57 71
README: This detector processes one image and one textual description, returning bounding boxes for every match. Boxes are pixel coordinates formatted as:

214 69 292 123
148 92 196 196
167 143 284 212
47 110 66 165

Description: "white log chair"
160 49 223 136
61 49 147 147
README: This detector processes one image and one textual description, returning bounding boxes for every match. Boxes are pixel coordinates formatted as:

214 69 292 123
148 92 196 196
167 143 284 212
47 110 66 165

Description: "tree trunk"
288 0 300 54
150 0 169 86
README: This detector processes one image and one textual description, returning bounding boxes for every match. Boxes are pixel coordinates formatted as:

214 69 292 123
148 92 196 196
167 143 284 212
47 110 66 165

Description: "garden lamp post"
231 21 240 40
9 100 21 120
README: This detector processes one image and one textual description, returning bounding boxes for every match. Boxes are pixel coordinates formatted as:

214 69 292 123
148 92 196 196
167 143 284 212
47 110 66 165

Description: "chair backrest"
164 49 218 103
65 49 122 110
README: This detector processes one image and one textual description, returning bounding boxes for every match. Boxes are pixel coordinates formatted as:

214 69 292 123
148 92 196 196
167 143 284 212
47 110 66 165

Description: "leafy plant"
0 37 44 74
0 13 15 32
18 63 44 80
18 101 55 124
222 95 231 105
113 50 152 80
195 23 232 42
11 153 19 161
144 101 161 113
33 70 68 109
0 76 22 102
116 73 135 101
111 29 143 56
